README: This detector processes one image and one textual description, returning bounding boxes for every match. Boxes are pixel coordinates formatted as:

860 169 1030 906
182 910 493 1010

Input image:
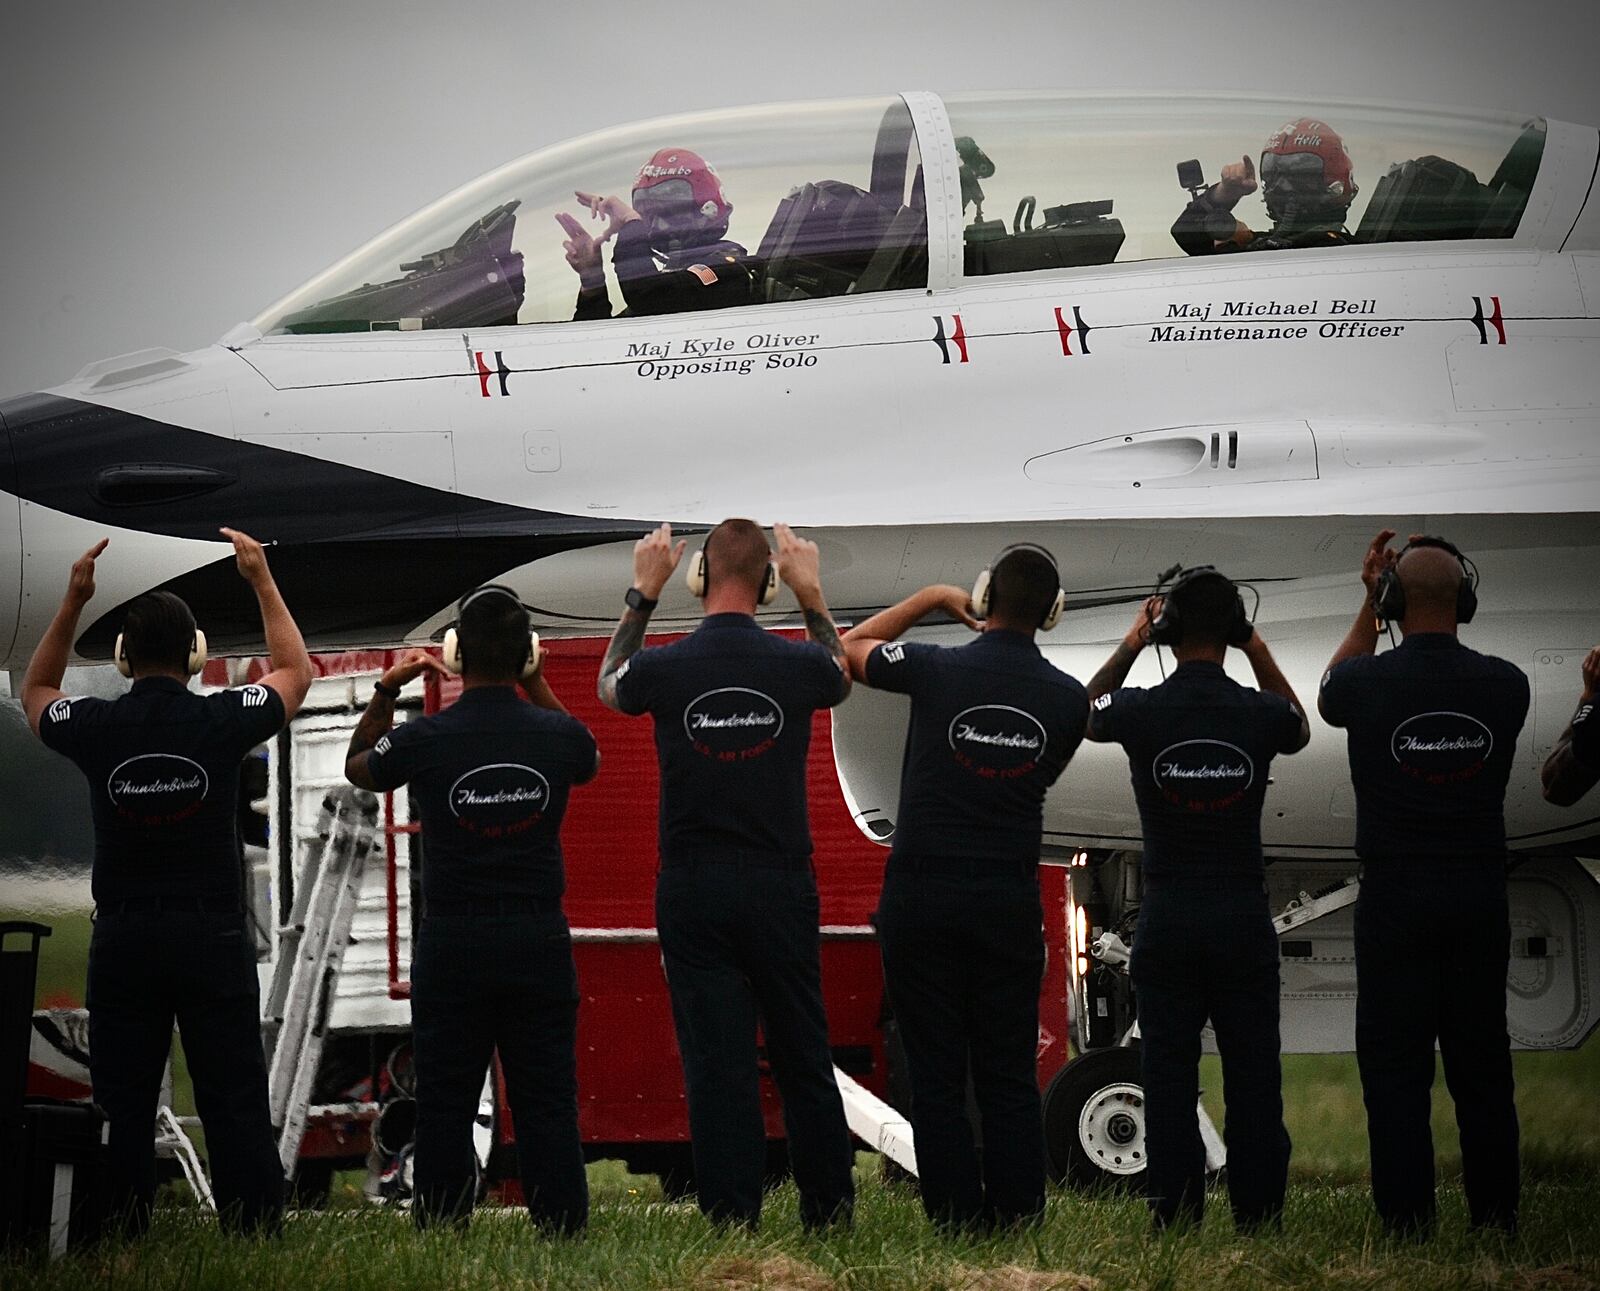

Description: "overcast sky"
1 0 1597 401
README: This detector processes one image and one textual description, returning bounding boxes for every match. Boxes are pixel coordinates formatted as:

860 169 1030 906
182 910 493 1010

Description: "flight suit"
1090 662 1304 1229
614 613 854 1230
1321 633 1529 1235
38 677 288 1235
367 686 597 1234
866 629 1087 1230
573 219 755 320
1170 191 1353 256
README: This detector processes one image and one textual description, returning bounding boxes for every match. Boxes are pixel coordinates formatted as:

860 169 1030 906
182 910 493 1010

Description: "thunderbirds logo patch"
1151 740 1254 812
449 763 549 837
1390 711 1493 783
106 754 210 825
683 687 784 761
947 705 1046 778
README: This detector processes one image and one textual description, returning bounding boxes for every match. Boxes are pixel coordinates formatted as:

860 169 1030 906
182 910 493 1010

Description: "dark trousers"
410 912 587 1234
87 909 282 1236
1355 869 1518 1236
1131 885 1290 1230
875 865 1047 1232
656 861 854 1230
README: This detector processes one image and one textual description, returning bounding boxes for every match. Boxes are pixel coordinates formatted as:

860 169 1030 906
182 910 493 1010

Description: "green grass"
7 907 1600 1287
4 1160 1599 1291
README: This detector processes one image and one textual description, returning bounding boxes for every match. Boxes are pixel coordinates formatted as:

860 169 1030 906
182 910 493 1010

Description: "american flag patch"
687 264 717 286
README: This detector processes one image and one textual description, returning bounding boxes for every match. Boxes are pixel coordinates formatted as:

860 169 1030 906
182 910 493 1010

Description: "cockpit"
252 93 1548 336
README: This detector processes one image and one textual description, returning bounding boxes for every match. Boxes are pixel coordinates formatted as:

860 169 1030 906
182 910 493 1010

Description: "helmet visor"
632 178 697 218
1260 150 1326 186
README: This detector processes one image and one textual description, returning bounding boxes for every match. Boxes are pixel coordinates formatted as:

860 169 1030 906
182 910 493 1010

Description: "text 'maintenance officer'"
21 529 314 1237
345 586 599 1236
597 520 855 1232
1319 530 1528 1238
1086 567 1309 1233
842 545 1088 1233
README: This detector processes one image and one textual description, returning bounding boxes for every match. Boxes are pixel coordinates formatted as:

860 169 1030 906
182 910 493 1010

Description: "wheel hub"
1076 1081 1146 1175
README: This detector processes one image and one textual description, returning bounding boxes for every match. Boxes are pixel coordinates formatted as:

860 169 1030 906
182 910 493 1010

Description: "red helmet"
1260 118 1357 206
632 147 733 226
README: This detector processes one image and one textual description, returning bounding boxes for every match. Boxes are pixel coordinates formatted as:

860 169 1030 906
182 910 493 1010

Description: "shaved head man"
1318 531 1529 1239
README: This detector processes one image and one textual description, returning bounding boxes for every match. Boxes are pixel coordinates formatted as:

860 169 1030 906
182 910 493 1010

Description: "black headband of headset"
1397 535 1468 567
456 584 526 617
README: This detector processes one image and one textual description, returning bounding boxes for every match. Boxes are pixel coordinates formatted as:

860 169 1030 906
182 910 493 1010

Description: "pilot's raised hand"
633 523 686 601
1360 529 1399 596
1217 153 1258 205
555 212 605 285
574 190 641 241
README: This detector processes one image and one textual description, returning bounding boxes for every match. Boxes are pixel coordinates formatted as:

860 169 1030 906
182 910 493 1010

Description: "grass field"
5 907 1599 1288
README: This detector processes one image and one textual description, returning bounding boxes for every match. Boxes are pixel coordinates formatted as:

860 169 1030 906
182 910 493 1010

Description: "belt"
887 856 1037 879
425 896 558 916
659 853 812 872
97 895 242 915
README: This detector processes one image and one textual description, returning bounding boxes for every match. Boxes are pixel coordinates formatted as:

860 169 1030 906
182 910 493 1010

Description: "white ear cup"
1040 591 1065 632
759 564 778 606
114 633 132 679
686 549 709 598
970 569 992 619
520 633 541 681
442 628 463 675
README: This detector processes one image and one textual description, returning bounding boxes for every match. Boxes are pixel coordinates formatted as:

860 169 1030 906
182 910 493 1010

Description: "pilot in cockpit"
1172 118 1358 256
556 148 757 320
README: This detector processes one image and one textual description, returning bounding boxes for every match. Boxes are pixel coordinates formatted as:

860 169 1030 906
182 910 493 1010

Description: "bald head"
706 518 772 595
1397 544 1465 620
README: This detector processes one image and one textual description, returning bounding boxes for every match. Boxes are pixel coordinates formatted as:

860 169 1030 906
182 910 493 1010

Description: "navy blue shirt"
865 630 1088 865
1088 661 1304 883
38 676 286 904
365 687 598 904
1319 633 1529 863
612 614 848 864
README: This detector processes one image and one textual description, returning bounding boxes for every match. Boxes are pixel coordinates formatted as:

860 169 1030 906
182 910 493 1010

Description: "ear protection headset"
970 543 1066 631
114 626 208 679
1372 536 1479 625
684 525 779 605
442 584 541 679
1148 565 1253 647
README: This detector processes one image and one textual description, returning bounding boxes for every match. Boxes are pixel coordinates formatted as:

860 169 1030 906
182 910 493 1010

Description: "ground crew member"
20 529 313 1236
345 586 597 1234
1319 530 1528 1237
1541 644 1600 805
1085 566 1309 1231
841 546 1088 1232
597 520 855 1231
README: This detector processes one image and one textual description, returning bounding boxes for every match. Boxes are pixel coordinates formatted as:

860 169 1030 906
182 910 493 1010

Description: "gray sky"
1 0 1597 401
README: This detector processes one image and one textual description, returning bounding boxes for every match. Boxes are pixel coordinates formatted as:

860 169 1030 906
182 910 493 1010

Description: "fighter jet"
6 88 1598 1186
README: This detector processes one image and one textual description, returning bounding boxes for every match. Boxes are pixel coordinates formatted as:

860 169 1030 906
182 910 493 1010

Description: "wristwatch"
625 587 658 613
373 679 402 699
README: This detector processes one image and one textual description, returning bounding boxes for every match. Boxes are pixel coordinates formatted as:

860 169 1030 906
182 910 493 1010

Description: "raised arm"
1084 596 1160 713
344 650 448 790
774 523 852 701
839 585 980 683
597 523 684 713
1241 629 1311 752
1318 528 1395 721
221 527 314 719
21 539 107 735
1541 645 1600 807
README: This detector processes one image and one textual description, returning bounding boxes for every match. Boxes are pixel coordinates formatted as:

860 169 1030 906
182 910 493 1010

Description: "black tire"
1042 1047 1147 1190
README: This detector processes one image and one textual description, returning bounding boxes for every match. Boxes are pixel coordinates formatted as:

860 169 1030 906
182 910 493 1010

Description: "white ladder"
262 786 380 1177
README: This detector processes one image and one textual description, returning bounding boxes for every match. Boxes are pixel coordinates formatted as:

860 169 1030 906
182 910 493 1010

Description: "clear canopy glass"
252 93 1545 335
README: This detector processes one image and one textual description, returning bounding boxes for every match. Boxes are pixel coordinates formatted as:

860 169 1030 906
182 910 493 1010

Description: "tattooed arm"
598 523 685 713
1083 597 1161 741
345 650 446 789
775 523 851 701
